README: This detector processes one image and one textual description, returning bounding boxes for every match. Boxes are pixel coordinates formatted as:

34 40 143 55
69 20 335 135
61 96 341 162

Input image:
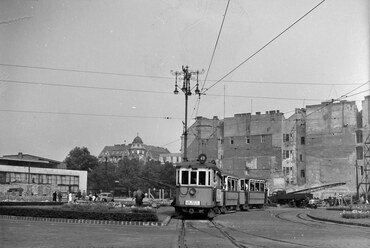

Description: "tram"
173 154 268 218
174 154 222 218
239 176 267 209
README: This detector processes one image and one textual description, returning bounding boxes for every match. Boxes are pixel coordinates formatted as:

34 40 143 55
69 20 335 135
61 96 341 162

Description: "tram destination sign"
185 200 200 206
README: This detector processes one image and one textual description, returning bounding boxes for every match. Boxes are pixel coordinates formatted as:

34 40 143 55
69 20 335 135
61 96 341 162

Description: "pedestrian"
52 191 57 202
88 192 93 201
57 191 62 202
134 189 145 207
76 190 82 200
68 192 73 203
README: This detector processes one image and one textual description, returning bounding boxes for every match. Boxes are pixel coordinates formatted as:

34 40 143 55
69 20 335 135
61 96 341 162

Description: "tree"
64 147 99 171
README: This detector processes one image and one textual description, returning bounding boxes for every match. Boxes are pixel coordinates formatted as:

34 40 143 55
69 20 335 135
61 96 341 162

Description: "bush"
0 202 63 207
341 210 370 219
0 203 158 222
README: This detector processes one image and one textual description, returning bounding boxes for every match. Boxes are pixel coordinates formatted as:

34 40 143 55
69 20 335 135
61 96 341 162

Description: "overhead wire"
202 0 327 94
1 78 338 102
200 0 231 92
0 109 182 120
193 0 231 119
0 63 361 86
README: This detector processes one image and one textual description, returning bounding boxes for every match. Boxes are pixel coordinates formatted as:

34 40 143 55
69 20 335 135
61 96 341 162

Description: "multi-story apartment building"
183 95 370 197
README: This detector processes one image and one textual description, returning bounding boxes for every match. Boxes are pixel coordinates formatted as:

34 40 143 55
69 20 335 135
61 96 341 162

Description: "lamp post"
172 66 204 161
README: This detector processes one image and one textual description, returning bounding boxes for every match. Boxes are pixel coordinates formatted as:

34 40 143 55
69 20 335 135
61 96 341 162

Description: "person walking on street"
52 191 57 202
57 191 63 202
134 189 145 207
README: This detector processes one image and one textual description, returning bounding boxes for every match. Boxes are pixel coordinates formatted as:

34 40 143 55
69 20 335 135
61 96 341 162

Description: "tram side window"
190 171 197 185
240 180 245 190
231 180 235 191
181 171 189 185
250 182 255 191
260 182 265 191
199 171 206 185
255 182 260 191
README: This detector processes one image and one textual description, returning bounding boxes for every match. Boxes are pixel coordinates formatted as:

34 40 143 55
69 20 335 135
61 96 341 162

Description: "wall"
305 101 358 194
186 116 221 162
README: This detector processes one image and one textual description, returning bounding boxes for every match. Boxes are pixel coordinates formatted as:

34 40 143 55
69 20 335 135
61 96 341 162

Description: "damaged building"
183 95 370 197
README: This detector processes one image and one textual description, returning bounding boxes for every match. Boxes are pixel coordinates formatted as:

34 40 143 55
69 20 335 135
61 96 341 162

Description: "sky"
0 0 369 161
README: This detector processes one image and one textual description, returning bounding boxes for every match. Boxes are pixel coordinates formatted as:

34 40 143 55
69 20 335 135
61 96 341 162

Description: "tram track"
273 211 322 228
214 222 321 248
274 210 370 234
177 218 321 248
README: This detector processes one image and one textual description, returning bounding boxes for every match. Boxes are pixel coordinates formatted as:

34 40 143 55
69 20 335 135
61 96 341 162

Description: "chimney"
18 152 23 159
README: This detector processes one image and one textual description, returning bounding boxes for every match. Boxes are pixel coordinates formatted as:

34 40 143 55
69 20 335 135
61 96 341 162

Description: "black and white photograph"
0 0 369 247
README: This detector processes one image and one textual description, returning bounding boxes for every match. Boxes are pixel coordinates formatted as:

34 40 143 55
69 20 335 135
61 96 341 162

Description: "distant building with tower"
98 135 170 164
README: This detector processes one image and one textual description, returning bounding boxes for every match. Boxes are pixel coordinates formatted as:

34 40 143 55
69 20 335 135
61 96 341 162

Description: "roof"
239 175 267 181
176 161 221 173
132 136 143 144
1 154 61 164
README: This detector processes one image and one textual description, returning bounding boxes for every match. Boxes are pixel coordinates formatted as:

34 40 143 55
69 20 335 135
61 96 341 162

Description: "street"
1 208 369 248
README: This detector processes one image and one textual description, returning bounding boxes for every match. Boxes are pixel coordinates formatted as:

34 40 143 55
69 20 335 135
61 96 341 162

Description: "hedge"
0 202 63 207
0 206 158 222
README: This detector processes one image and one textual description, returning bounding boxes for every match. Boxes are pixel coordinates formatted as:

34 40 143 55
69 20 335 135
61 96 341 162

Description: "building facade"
0 153 87 201
98 135 170 164
183 95 370 198
159 153 182 165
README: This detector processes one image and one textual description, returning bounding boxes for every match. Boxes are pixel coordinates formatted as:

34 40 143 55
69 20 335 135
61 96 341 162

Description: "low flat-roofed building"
0 153 87 201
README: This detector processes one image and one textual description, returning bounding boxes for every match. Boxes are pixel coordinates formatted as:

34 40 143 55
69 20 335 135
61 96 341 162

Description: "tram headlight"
189 188 196 196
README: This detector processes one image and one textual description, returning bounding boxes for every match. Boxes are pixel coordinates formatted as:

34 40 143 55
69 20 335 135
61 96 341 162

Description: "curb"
0 215 167 227
306 213 370 228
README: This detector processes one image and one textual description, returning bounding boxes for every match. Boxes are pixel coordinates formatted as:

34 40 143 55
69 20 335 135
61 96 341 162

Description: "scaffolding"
358 132 370 202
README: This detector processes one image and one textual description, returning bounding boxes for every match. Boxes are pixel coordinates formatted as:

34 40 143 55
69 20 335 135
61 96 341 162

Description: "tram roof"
239 175 267 181
175 161 221 172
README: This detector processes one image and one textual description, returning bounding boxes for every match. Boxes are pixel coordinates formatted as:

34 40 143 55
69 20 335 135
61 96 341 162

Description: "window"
356 146 363 160
230 138 234 145
360 166 364 175
199 171 206 185
246 136 250 144
261 135 265 143
255 182 260 191
301 137 305 145
300 154 303 161
284 134 289 142
356 130 363 143
283 150 290 159
181 171 189 184
190 171 197 185
240 180 245 190
301 169 305 178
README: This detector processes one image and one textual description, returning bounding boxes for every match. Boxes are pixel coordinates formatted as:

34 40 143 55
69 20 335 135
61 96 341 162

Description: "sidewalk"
156 206 175 224
307 208 370 227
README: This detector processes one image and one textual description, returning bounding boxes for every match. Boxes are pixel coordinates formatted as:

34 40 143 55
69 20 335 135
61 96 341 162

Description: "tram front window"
190 171 197 185
199 171 206 185
181 171 189 184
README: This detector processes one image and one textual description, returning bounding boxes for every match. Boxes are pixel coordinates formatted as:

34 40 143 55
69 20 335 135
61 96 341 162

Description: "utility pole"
171 66 204 161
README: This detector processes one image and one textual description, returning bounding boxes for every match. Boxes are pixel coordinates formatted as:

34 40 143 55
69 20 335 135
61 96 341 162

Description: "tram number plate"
185 200 200 206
